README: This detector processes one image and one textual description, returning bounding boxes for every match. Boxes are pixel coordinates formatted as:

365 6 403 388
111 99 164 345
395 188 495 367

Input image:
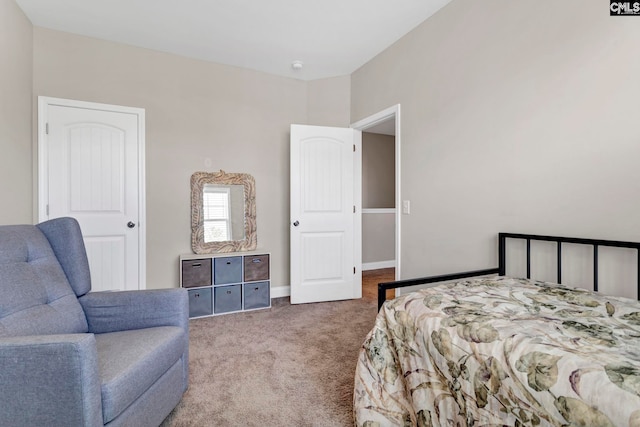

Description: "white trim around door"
351 104 401 283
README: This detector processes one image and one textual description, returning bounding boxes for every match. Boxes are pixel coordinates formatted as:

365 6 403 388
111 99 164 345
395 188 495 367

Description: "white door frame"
37 96 147 289
351 104 401 282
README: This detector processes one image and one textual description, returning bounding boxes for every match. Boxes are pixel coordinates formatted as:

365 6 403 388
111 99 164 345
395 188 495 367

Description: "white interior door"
290 124 361 304
38 97 145 292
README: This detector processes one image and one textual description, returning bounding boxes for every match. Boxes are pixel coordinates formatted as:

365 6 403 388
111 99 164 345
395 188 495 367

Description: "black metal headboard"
377 232 640 310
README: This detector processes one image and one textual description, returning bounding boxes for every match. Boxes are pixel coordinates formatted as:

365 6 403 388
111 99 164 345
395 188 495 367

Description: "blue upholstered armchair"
0 217 189 426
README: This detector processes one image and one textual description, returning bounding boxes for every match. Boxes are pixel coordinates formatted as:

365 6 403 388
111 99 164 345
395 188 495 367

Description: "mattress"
354 276 640 426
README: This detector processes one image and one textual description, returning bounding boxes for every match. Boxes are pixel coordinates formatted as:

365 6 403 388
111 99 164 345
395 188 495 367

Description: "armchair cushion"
96 326 186 424
0 225 88 337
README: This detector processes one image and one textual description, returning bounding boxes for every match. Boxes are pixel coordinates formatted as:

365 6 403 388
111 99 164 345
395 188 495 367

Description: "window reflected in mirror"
203 186 231 241
203 184 245 242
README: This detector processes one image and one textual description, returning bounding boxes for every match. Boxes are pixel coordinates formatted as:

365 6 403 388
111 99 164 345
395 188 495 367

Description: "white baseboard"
270 285 291 299
363 260 395 271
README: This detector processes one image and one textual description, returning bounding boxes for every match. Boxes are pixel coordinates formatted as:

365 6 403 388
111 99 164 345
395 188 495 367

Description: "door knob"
127 221 136 229
293 221 299 227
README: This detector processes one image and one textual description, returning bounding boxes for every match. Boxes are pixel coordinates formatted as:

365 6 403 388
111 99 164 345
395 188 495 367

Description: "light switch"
402 200 410 215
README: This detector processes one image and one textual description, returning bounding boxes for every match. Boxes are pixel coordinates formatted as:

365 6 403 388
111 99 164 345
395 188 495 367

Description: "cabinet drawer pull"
194 293 200 298
191 263 202 267
252 259 262 263
226 290 232 294
254 287 259 291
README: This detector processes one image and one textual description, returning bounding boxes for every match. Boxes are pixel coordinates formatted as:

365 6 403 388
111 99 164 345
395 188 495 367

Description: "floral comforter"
354 276 640 427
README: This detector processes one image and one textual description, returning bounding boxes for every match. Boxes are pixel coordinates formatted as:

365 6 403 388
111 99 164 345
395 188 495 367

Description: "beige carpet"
161 296 379 426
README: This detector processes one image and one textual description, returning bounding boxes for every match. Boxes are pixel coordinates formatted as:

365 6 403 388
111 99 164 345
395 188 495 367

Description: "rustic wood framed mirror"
191 170 257 254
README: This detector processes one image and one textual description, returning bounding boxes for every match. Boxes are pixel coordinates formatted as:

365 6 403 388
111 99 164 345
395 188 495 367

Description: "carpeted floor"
161 277 386 427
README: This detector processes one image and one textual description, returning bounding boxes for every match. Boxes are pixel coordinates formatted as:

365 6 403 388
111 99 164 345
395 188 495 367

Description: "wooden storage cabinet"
180 252 270 318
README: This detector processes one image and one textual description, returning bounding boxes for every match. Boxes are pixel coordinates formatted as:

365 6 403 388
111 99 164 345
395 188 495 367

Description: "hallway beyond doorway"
362 268 395 303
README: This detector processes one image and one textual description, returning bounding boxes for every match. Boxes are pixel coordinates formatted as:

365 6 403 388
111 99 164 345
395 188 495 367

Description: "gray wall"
29 27 350 291
362 132 395 209
0 0 32 224
352 0 640 284
362 132 395 265
307 76 351 127
362 213 394 265
0 8 350 292
7 0 639 294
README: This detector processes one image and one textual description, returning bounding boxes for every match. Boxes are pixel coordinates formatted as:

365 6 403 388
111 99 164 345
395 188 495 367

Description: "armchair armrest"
79 289 188 334
0 334 103 427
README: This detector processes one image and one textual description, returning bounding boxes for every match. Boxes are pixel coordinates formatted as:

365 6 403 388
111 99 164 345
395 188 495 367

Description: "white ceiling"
15 0 451 81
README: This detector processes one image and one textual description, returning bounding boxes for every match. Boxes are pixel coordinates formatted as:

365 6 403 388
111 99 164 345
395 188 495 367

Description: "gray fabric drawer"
214 285 242 313
244 254 269 282
187 288 213 317
182 259 212 288
214 256 242 285
243 281 270 310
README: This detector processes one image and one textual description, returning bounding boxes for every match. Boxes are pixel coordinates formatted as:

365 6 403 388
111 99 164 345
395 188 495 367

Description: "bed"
354 233 640 426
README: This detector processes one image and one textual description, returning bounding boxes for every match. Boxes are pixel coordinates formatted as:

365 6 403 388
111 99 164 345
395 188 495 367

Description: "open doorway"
351 105 401 301
362 268 395 302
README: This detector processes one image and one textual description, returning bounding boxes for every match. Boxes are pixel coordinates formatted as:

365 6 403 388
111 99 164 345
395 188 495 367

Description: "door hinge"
353 144 356 152
354 266 356 274
45 123 49 135
353 205 356 213
46 204 49 216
